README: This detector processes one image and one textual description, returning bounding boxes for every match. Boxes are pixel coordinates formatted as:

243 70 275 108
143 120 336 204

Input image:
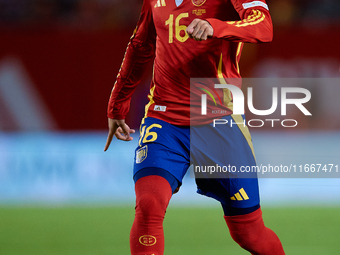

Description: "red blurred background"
0 0 339 130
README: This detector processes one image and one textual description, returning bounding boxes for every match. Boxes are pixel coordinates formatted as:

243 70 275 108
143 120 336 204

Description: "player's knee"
134 175 172 220
136 191 169 219
231 227 282 254
229 230 258 250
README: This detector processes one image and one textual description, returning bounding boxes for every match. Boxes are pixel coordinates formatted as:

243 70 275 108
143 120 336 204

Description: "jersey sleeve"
206 0 273 43
107 0 156 120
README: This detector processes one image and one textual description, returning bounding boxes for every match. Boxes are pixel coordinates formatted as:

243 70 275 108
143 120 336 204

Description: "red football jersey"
108 0 273 125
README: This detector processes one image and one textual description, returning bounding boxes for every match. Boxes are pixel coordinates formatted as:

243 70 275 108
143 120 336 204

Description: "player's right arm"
187 0 272 43
105 0 156 151
206 0 273 43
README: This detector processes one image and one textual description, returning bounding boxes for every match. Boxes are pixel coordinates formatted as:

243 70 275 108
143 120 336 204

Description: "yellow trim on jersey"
142 85 155 125
217 52 254 159
231 114 255 159
142 66 156 125
217 53 225 85
237 10 265 27
217 53 235 111
227 10 265 28
236 42 242 75
217 54 254 159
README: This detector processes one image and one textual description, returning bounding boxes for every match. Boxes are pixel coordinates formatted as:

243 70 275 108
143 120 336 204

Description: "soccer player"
105 0 285 254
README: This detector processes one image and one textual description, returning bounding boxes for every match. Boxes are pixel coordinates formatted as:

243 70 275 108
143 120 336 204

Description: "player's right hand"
104 118 135 151
186 19 213 41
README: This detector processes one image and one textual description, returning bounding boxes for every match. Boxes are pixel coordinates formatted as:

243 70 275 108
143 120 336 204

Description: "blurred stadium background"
0 0 339 254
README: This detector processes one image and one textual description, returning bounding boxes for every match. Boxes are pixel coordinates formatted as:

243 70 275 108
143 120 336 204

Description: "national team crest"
136 145 148 164
192 0 206 7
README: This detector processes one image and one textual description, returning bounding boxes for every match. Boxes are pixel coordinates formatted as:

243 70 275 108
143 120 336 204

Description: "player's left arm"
187 0 273 43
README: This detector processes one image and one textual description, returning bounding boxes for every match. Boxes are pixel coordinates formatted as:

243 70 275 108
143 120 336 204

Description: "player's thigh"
196 177 260 209
191 115 259 207
134 117 190 188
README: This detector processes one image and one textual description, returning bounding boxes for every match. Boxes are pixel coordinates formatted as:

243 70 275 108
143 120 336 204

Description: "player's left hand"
186 19 213 41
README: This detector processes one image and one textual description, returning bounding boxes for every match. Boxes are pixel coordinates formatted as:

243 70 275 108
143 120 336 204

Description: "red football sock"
224 207 285 255
130 175 172 255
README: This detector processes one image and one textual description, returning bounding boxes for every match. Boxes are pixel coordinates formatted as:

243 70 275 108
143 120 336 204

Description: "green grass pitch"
0 206 339 254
